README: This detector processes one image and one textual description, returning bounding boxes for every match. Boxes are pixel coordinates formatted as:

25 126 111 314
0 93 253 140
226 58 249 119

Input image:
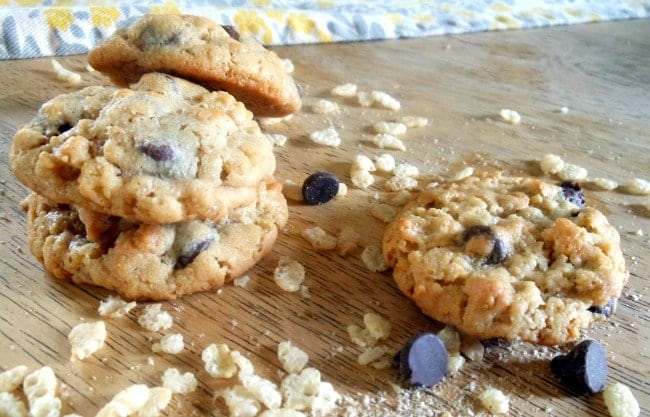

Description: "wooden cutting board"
0 18 648 417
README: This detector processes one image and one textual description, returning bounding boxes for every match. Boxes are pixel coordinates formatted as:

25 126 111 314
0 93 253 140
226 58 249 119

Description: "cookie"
25 181 288 300
88 14 301 117
383 172 628 345
10 73 275 224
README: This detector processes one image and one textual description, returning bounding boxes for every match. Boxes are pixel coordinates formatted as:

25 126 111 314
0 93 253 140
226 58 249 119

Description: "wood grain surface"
1 18 648 417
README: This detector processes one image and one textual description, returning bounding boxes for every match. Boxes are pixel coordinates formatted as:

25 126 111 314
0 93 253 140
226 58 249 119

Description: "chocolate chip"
559 181 585 208
301 171 339 205
588 299 617 318
462 225 507 265
485 238 506 265
176 238 213 269
139 142 175 162
461 225 492 242
57 123 72 135
393 332 448 387
550 339 607 394
137 25 180 49
222 25 240 41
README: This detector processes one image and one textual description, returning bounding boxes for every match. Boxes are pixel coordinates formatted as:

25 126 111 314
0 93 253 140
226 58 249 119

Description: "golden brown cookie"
10 73 275 224
25 181 288 301
383 172 628 345
88 14 302 117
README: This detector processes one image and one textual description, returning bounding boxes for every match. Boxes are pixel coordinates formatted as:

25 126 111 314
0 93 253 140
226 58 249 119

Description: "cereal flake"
278 341 310 374
273 257 305 292
68 321 106 360
152 333 184 354
373 134 406 151
302 227 338 250
161 368 197 394
309 127 341 148
312 99 339 115
138 304 173 332
98 295 136 318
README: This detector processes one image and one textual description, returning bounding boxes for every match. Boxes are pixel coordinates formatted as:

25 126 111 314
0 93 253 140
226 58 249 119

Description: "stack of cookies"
9 14 301 300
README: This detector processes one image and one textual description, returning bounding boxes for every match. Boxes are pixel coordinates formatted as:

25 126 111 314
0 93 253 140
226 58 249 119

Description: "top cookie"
383 172 628 345
10 72 276 224
88 14 302 117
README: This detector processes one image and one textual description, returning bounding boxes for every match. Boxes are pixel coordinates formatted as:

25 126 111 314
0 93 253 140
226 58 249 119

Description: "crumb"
282 58 295 74
240 374 282 410
374 121 407 136
282 179 304 202
312 99 339 115
299 284 311 299
560 106 569 114
357 91 374 107
350 168 375 190
540 154 565 176
603 382 640 417
331 83 357 97
446 354 465 377
358 345 389 366
336 182 348 197
98 295 136 318
624 178 650 195
161 368 197 394
387 189 412 206
557 163 588 181
336 227 360 257
309 127 341 147
266 133 288 147
302 226 338 250
353 155 377 172
68 321 106 360
499 108 521 124
152 333 184 354
384 175 418 192
393 163 419 178
373 134 406 151
273 257 305 292
0 365 29 392
278 341 309 374
479 387 510 414
360 245 387 272
437 325 461 354
258 115 292 127
375 154 396 172
363 312 391 340
460 339 485 361
138 304 173 332
371 91 401 110
370 203 397 223
139 386 172 417
451 167 474 181
233 275 251 288
397 116 428 127
51 59 82 84
202 343 238 378
592 178 619 190
23 367 61 417
220 385 261 417
0 392 27 417
347 325 377 348
94 385 149 416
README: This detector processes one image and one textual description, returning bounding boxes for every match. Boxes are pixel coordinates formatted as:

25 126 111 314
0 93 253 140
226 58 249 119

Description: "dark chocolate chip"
588 299 617 318
301 171 339 205
461 225 493 242
137 26 180 49
140 142 176 162
559 181 586 208
462 225 507 265
57 123 72 135
394 332 448 387
485 238 507 265
222 25 240 41
176 238 213 269
550 339 607 394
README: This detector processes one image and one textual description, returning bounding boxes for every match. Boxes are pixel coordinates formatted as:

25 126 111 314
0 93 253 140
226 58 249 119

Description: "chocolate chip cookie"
25 181 288 300
10 73 275 224
88 14 302 117
383 172 628 345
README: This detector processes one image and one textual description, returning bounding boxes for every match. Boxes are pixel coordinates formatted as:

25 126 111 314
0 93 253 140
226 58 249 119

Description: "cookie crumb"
331 83 357 97
360 245 387 272
98 295 136 318
373 134 406 151
309 127 341 147
479 387 510 414
152 333 184 354
624 178 650 195
274 257 306 292
161 368 197 394
603 382 639 417
138 304 173 332
68 321 106 360
51 59 82 85
312 99 339 115
266 133 288 147
499 108 521 124
302 226 338 250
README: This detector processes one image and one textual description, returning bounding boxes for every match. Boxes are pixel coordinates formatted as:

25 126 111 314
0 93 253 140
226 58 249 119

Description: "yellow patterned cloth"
1 1 648 59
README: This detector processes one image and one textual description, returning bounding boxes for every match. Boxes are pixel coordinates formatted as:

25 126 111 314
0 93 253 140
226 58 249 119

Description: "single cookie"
383 172 628 345
88 14 301 117
10 73 275 224
25 181 288 300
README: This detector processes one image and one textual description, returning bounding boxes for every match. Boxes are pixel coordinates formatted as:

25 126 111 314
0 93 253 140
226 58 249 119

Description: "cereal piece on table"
278 341 309 374
560 106 569 114
95 385 149 417
51 59 82 85
282 58 295 73
373 121 407 136
371 91 401 110
384 175 418 192
233 275 250 288
0 392 27 417
138 304 173 332
202 343 238 378
0 365 29 392
139 386 172 417
265 133 288 147
347 325 376 348
231 351 255 376
161 368 197 394
302 227 338 250
360 245 387 272
557 163 588 181
152 333 184 354
311 99 339 115
387 189 412 206
351 168 375 190
358 345 389 366
397 115 428 127
309 127 341 147
436 325 461 354
479 388 510 414
394 333 448 387
591 178 619 191
302 172 340 205
331 83 357 97
370 203 397 223
274 257 305 292
336 227 360 257
220 386 260 417
68 321 107 360
373 134 406 151
540 154 565 176
393 163 419 178
357 91 374 107
353 155 376 172
374 153 396 172
499 108 521 125
22 367 58 405
239 374 282 410
336 182 348 197
451 166 474 181
282 179 304 202
624 178 650 195
446 354 465 377
603 382 640 417
98 295 136 318
460 339 485 361
363 312 391 340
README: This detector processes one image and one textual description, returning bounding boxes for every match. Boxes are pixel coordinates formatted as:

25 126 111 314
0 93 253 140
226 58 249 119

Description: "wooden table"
1 18 648 417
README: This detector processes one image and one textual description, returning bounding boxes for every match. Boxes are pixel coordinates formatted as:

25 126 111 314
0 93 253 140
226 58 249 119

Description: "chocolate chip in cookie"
461 225 508 265
559 181 586 208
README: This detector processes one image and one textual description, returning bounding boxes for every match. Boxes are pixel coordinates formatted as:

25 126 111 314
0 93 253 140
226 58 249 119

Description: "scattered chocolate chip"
140 142 175 162
550 339 607 394
176 238 213 269
559 181 586 208
221 25 240 41
462 225 508 265
393 332 448 387
301 171 339 205
588 299 617 318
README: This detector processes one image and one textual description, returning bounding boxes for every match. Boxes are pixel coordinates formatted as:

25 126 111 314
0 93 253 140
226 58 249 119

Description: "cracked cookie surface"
382 172 628 345
10 73 275 224
25 181 288 301
88 14 302 117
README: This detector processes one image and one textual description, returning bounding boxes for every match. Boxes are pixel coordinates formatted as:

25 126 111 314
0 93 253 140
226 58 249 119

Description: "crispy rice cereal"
278 341 309 374
98 295 136 318
309 127 341 148
152 333 184 354
372 134 406 151
161 368 197 394
302 227 338 250
273 257 306 292
68 321 107 360
138 304 173 332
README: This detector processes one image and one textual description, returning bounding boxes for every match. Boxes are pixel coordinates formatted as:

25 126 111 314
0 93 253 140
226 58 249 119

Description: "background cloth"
1 0 649 60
